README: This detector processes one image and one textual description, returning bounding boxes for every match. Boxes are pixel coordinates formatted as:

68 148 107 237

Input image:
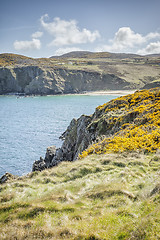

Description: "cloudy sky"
1 0 160 57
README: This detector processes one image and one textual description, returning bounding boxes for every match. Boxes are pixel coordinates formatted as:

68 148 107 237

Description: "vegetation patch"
0 152 160 239
80 88 160 158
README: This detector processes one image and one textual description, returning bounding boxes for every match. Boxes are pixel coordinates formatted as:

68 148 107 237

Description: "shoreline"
72 89 136 96
0 89 136 180
1 89 137 97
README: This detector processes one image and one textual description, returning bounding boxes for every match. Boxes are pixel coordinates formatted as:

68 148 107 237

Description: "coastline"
1 89 137 97
0 89 136 180
72 89 136 96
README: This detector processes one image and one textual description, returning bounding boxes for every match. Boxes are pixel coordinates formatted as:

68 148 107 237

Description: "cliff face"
33 88 160 171
0 66 43 94
0 66 130 95
1 52 160 94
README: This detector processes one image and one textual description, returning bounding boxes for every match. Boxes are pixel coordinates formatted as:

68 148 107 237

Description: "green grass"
0 151 160 239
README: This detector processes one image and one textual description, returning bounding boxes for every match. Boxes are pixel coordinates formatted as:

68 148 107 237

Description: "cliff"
0 52 160 94
33 87 160 171
0 66 129 95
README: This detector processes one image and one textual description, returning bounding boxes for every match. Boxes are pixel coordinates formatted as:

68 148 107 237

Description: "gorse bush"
80 88 160 158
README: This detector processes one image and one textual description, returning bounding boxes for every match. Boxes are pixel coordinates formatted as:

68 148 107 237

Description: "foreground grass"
0 152 160 239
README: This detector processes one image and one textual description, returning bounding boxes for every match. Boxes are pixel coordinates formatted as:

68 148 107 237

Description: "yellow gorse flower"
79 88 160 159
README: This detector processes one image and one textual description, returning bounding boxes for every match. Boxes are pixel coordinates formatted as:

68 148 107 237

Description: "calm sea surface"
0 94 120 176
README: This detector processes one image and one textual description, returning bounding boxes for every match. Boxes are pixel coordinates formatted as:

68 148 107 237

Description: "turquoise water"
0 94 119 176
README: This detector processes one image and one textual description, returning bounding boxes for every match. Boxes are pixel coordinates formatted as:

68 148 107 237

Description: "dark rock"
0 172 17 184
32 115 93 171
32 145 57 171
32 157 46 172
57 115 92 162
44 145 56 167
143 81 160 89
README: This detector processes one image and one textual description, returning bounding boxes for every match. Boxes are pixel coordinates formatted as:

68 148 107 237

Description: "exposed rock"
32 115 93 171
53 115 92 163
32 146 57 171
45 145 57 167
143 80 160 89
32 157 46 172
0 66 130 95
0 172 17 184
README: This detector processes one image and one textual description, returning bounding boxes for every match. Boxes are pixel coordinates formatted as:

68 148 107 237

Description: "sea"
0 94 121 177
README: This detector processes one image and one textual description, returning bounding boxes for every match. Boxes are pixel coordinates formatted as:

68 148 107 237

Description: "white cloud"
114 27 145 47
54 47 84 56
145 32 160 41
14 38 41 51
40 14 100 46
96 27 160 54
31 31 43 38
137 41 160 55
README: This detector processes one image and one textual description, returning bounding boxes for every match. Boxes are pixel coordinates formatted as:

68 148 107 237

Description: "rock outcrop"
143 80 160 89
32 96 130 171
0 66 130 95
32 115 93 171
32 88 160 171
32 146 56 171
0 172 17 184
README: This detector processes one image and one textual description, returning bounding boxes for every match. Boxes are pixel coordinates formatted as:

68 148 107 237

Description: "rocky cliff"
0 66 130 95
1 52 160 95
33 87 160 171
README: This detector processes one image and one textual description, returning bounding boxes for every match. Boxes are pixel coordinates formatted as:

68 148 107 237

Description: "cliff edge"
0 66 129 95
33 87 160 171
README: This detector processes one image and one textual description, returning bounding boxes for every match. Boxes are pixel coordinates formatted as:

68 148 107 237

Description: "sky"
0 0 160 58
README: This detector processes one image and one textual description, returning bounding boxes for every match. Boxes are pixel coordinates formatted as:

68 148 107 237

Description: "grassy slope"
0 152 160 239
1 89 160 239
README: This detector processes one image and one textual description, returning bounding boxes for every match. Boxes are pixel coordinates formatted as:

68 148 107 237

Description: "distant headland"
0 51 160 95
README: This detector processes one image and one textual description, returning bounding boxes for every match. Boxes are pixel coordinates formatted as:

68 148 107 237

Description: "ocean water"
0 94 120 176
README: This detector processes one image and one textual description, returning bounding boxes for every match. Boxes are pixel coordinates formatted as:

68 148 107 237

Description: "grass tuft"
0 152 160 239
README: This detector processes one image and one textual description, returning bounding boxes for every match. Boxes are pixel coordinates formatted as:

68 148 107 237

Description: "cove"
0 94 120 176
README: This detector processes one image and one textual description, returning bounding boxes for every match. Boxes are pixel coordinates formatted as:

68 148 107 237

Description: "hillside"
0 52 160 94
33 88 160 171
0 152 160 240
1 88 160 239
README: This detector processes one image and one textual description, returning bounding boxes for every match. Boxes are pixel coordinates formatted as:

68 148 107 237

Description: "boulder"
32 157 46 172
0 172 17 184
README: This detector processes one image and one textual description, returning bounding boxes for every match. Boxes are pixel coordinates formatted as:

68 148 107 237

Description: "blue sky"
0 0 160 57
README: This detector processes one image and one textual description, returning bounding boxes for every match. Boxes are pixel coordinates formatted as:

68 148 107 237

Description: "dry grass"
0 151 160 239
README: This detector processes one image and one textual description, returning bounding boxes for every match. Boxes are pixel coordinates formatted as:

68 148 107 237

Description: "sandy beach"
74 89 137 96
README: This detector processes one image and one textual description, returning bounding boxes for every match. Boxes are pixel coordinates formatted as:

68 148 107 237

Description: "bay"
0 94 119 176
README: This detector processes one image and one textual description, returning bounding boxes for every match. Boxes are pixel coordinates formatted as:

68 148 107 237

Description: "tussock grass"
0 152 160 239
